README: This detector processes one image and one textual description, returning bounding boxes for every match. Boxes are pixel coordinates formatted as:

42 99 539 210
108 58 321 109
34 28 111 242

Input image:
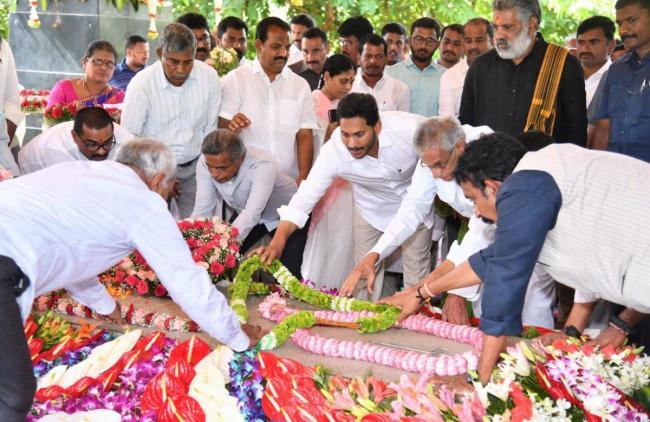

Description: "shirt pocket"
277 99 301 132
607 83 627 118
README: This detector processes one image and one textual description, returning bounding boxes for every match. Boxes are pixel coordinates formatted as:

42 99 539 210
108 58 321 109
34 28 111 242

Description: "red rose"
191 254 202 263
125 275 138 286
67 103 77 115
51 106 62 119
231 227 239 237
229 243 239 252
134 251 147 266
209 261 224 276
21 100 29 108
154 284 167 297
178 220 192 231
136 280 149 295
225 253 236 269
114 270 126 282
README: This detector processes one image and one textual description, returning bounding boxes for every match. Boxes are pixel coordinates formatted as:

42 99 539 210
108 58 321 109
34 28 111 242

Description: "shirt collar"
252 58 292 81
155 60 199 90
620 49 650 65
356 67 387 88
405 55 439 71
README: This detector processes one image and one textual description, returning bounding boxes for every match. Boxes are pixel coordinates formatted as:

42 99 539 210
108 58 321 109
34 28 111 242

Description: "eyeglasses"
76 132 116 152
412 36 438 47
420 149 454 170
87 58 116 69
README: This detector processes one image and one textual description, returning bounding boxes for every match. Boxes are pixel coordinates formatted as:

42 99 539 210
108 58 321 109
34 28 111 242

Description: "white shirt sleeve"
574 289 600 303
66 278 117 315
277 141 340 228
120 77 149 136
1 41 24 126
445 216 495 301
206 73 222 134
438 72 455 117
192 156 220 218
218 72 241 121
396 83 410 112
370 163 436 260
129 202 249 351
233 159 279 239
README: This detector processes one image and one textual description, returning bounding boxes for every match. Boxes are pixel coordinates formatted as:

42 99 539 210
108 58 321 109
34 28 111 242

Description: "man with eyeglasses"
122 23 222 218
386 18 447 117
192 129 307 276
589 0 650 161
18 107 132 174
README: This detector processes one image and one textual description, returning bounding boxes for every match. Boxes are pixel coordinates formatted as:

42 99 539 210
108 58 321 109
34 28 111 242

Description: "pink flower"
229 243 239 253
136 280 149 295
231 227 239 238
225 253 236 269
210 261 225 276
154 284 167 297
125 275 138 286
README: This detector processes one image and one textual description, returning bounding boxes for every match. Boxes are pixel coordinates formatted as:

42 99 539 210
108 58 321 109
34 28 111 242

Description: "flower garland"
228 349 266 422
27 0 40 28
209 47 239 76
101 217 240 298
230 256 400 333
33 293 200 333
258 294 480 376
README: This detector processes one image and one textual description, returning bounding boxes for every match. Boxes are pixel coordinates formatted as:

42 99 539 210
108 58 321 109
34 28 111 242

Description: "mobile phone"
328 109 338 123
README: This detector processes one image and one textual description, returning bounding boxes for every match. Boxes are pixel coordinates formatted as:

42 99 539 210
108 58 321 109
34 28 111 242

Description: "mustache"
196 47 210 53
579 52 593 58
307 60 320 65
621 34 637 41
468 48 482 55
442 50 456 55
496 39 509 47
273 56 287 62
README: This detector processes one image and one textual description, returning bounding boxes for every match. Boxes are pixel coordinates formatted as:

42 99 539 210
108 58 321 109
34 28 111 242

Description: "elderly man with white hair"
0 139 263 422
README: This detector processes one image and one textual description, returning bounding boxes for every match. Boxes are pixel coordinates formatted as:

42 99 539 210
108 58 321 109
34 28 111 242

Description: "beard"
496 27 534 60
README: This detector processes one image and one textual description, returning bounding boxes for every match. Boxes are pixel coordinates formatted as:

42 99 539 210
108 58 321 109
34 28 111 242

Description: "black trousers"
0 256 36 421
239 220 309 280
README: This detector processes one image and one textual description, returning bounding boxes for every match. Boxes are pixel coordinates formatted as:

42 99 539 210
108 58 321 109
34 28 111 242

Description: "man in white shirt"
0 139 262 422
351 34 410 112
121 23 222 218
192 129 306 276
0 37 23 176
439 18 494 117
288 14 315 66
219 17 318 184
254 93 434 300
18 107 133 174
345 117 555 329
576 15 615 107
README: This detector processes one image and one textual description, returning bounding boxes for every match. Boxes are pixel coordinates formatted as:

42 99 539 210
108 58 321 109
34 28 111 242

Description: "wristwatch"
609 315 638 336
563 325 581 338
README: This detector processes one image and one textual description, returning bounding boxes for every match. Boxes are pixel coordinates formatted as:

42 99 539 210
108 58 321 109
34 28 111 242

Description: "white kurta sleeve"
445 216 495 301
192 156 220 218
129 202 249 351
1 41 23 126
120 76 149 136
66 278 117 315
370 163 437 260
438 71 456 117
277 140 340 228
218 72 241 121
232 160 278 239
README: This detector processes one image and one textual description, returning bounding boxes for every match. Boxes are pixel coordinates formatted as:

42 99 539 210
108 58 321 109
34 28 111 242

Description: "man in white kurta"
0 139 259 421
255 94 434 300
18 108 133 174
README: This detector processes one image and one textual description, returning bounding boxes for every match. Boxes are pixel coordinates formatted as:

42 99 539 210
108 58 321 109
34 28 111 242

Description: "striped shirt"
121 60 221 164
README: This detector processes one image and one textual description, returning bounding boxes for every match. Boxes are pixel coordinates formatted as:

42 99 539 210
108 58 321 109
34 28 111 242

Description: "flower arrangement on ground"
100 217 241 297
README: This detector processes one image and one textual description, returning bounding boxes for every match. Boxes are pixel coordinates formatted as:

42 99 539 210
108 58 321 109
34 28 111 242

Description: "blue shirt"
592 50 650 162
109 59 145 92
385 56 446 117
468 170 562 337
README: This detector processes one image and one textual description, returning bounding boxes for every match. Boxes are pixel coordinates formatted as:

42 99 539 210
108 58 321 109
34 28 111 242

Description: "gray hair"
201 129 246 161
414 116 466 152
159 23 196 56
115 138 177 186
492 0 541 24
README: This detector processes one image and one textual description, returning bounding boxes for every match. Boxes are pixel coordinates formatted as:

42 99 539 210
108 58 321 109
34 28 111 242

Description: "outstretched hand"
340 253 378 297
379 287 422 322
247 241 284 266
242 323 268 349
